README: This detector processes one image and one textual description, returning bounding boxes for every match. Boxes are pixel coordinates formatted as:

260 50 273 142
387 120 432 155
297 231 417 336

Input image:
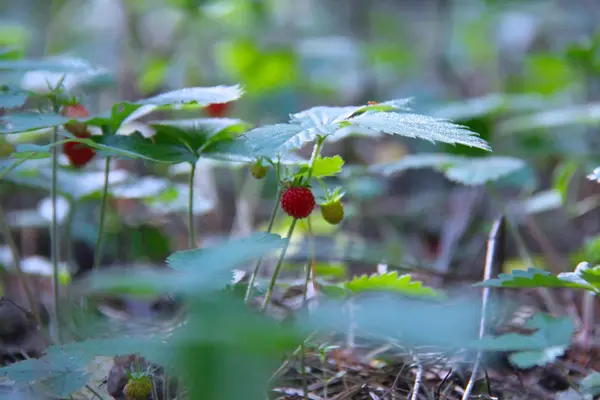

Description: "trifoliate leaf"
474 268 595 291
298 155 344 178
347 112 491 151
344 271 439 297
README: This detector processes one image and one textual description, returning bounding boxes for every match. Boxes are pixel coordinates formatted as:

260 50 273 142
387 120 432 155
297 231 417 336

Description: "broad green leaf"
0 112 70 134
472 314 574 368
222 123 305 158
0 352 88 397
88 233 287 296
172 295 302 400
298 155 344 178
372 154 525 185
91 134 197 164
344 271 439 297
347 112 491 151
0 56 102 73
498 102 600 134
474 268 594 291
0 92 28 108
140 84 243 106
588 166 600 183
443 156 526 185
305 294 482 348
144 183 214 215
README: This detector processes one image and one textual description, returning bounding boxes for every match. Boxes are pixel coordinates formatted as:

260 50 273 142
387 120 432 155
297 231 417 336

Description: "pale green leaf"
474 268 595 291
298 155 344 178
347 112 491 151
0 112 69 134
499 102 600 134
140 84 243 106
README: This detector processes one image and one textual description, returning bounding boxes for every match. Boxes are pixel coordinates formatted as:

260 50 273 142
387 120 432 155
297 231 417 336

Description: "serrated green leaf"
347 112 491 151
474 268 594 291
344 271 439 297
223 123 306 158
0 112 70 134
90 134 197 164
557 263 600 293
298 155 344 178
88 233 287 296
140 84 243 106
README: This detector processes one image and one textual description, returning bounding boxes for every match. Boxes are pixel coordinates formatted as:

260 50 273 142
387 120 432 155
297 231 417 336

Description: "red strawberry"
205 102 230 117
63 136 96 168
61 103 90 137
281 186 315 219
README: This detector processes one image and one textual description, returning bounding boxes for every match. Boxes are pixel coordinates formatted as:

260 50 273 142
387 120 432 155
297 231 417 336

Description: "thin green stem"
305 137 326 183
64 202 76 270
244 190 281 303
303 216 315 305
0 157 28 181
0 204 42 327
188 162 197 249
50 125 62 344
93 156 111 270
261 219 297 311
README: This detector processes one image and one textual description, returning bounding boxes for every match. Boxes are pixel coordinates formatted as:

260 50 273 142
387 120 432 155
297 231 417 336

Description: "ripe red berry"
61 103 90 137
63 136 96 168
205 102 230 117
281 186 315 219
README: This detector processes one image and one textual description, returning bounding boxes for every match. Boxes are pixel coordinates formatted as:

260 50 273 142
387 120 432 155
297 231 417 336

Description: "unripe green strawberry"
281 186 315 219
123 375 152 400
320 201 344 225
250 163 268 179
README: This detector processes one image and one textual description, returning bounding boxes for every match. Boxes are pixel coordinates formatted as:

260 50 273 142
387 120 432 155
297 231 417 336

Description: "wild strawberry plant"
1 53 583 399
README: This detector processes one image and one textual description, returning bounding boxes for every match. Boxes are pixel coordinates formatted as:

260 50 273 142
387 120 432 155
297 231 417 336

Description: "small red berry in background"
281 186 315 219
205 102 231 118
61 103 90 137
61 103 96 168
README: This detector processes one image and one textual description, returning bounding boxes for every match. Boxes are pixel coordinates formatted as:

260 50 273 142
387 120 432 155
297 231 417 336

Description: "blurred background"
1 0 600 303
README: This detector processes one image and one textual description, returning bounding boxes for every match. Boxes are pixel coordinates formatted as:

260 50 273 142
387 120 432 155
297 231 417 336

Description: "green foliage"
0 113 70 134
0 352 89 398
342 271 439 297
474 264 600 294
88 233 286 296
372 154 527 186
297 155 344 178
472 314 574 368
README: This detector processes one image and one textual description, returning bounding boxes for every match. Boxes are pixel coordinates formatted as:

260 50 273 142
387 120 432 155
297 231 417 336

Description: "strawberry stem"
244 188 281 304
261 218 297 311
188 162 197 249
50 123 62 344
93 156 111 270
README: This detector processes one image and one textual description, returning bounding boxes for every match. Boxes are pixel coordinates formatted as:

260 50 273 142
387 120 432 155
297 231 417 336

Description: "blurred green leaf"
0 113 70 134
141 84 243 106
498 102 600 134
472 313 574 368
0 352 88 398
88 233 286 296
372 154 526 186
139 56 170 94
